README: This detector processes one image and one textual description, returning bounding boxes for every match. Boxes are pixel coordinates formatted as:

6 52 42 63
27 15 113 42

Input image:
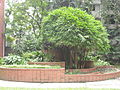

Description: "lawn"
0 87 120 90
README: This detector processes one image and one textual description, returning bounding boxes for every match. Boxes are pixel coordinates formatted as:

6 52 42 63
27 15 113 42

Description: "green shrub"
22 51 53 62
42 7 110 68
94 59 110 66
3 54 26 65
87 54 110 66
42 7 110 52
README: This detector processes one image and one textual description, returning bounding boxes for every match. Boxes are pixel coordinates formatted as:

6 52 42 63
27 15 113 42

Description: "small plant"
0 57 4 65
94 59 110 66
87 54 110 66
3 54 26 65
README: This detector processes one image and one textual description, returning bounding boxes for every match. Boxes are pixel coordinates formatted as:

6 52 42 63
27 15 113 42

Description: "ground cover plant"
66 67 119 75
3 54 26 65
0 65 61 69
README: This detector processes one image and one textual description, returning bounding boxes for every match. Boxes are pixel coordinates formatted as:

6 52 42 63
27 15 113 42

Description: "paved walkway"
0 78 120 89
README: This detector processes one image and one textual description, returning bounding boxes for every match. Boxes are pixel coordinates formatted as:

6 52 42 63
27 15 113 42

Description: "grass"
0 65 62 69
0 87 120 90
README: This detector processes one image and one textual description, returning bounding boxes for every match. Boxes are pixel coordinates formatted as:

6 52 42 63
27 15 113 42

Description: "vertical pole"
0 0 5 57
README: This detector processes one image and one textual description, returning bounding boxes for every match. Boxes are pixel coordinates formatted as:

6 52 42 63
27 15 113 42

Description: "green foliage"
42 7 110 56
6 35 15 42
87 54 110 66
101 0 120 62
101 0 120 24
50 0 93 13
0 58 4 65
0 65 61 69
22 51 53 62
12 35 42 54
3 54 26 65
5 0 49 53
106 29 120 63
94 59 110 66
42 7 110 68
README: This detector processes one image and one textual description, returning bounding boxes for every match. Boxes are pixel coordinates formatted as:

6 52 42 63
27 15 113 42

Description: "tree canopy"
42 7 110 53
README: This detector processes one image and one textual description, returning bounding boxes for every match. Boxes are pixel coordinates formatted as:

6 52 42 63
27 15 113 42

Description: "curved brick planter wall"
0 68 65 82
0 65 120 82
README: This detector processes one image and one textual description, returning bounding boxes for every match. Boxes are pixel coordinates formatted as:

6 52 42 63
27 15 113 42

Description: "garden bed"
66 66 119 74
28 62 65 67
0 65 61 69
0 62 120 82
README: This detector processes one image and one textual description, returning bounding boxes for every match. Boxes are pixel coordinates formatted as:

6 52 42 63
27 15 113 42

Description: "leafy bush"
94 59 110 66
12 35 42 54
22 51 53 62
42 7 110 68
87 54 110 66
3 54 26 65
42 7 110 52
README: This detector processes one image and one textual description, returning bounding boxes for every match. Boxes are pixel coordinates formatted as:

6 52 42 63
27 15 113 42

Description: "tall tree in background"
50 0 93 13
101 0 120 63
5 0 49 54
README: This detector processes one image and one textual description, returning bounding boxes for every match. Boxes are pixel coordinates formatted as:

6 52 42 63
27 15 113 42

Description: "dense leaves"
5 0 94 55
42 7 110 52
5 0 48 54
42 7 110 68
3 55 26 65
101 0 120 62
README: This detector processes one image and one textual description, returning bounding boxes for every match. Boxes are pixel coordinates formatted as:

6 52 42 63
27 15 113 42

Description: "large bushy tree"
42 7 110 68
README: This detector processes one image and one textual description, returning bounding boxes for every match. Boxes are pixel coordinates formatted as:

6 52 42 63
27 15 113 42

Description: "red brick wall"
0 68 65 82
0 0 5 57
65 72 120 82
0 66 120 82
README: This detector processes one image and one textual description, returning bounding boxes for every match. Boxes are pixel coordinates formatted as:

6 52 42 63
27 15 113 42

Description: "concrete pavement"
0 78 120 89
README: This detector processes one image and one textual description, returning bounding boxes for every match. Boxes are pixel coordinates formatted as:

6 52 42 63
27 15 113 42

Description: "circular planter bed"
0 64 120 82
65 66 120 82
